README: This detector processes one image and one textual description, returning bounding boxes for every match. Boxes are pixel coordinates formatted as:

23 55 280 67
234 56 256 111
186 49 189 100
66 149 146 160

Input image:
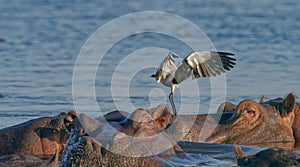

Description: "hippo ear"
77 114 102 136
280 93 297 116
259 95 265 103
234 145 247 166
150 104 172 131
128 109 147 130
64 111 77 132
234 145 245 159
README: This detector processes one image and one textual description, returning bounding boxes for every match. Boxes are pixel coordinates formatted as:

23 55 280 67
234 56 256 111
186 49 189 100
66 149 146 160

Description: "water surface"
0 0 300 165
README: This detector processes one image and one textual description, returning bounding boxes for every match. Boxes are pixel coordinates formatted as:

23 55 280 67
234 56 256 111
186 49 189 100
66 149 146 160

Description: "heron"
151 51 236 115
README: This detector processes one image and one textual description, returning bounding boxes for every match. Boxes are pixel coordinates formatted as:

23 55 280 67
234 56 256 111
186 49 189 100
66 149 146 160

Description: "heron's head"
150 74 156 78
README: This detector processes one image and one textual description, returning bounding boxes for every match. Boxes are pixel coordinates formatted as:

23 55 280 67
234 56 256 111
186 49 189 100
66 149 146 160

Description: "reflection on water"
177 141 300 166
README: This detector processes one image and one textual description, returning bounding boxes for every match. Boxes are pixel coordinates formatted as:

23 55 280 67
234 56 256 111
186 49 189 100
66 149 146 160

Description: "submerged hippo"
0 111 77 157
0 150 58 167
60 98 300 166
234 145 300 166
96 105 231 143
60 130 176 167
73 105 181 155
61 105 188 166
206 93 297 148
83 94 299 147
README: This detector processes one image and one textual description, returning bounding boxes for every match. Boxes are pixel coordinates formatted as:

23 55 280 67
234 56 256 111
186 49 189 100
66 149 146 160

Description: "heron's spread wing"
155 52 178 83
184 51 236 78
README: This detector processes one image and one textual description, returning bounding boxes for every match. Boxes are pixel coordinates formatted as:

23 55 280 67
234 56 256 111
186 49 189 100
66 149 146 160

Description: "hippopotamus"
0 111 77 157
61 105 234 166
78 94 298 147
73 105 181 156
234 145 300 166
94 105 231 143
58 99 300 166
60 129 177 167
60 105 192 166
206 93 297 148
0 150 58 167
260 93 300 143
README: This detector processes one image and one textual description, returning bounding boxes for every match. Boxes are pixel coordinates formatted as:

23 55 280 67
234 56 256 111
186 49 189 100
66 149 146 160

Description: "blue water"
0 0 299 123
0 1 300 165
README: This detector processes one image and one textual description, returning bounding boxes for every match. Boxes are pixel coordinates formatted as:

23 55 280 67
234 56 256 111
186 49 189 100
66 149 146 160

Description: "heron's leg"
169 92 177 115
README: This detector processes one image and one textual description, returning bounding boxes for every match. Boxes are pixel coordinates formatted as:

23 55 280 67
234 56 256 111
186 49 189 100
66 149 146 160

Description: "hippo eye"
246 109 255 114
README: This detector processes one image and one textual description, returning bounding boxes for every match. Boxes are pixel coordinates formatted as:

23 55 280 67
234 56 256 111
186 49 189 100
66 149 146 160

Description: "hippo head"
206 94 296 147
127 108 160 137
75 104 172 138
33 111 77 155
34 111 77 141
0 111 77 157
70 104 179 157
127 104 172 137
60 130 172 167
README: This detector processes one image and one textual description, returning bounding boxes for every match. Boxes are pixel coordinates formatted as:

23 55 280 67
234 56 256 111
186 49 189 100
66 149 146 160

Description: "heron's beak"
150 74 156 78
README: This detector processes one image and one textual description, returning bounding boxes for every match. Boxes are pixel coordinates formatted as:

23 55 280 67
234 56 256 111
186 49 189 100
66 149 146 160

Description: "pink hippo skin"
0 111 77 157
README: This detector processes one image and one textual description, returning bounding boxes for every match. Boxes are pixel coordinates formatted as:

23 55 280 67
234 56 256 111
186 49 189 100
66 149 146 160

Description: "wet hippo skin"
97 105 232 143
234 145 300 166
260 93 300 143
0 111 77 157
61 105 185 166
207 93 297 148
60 130 173 167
